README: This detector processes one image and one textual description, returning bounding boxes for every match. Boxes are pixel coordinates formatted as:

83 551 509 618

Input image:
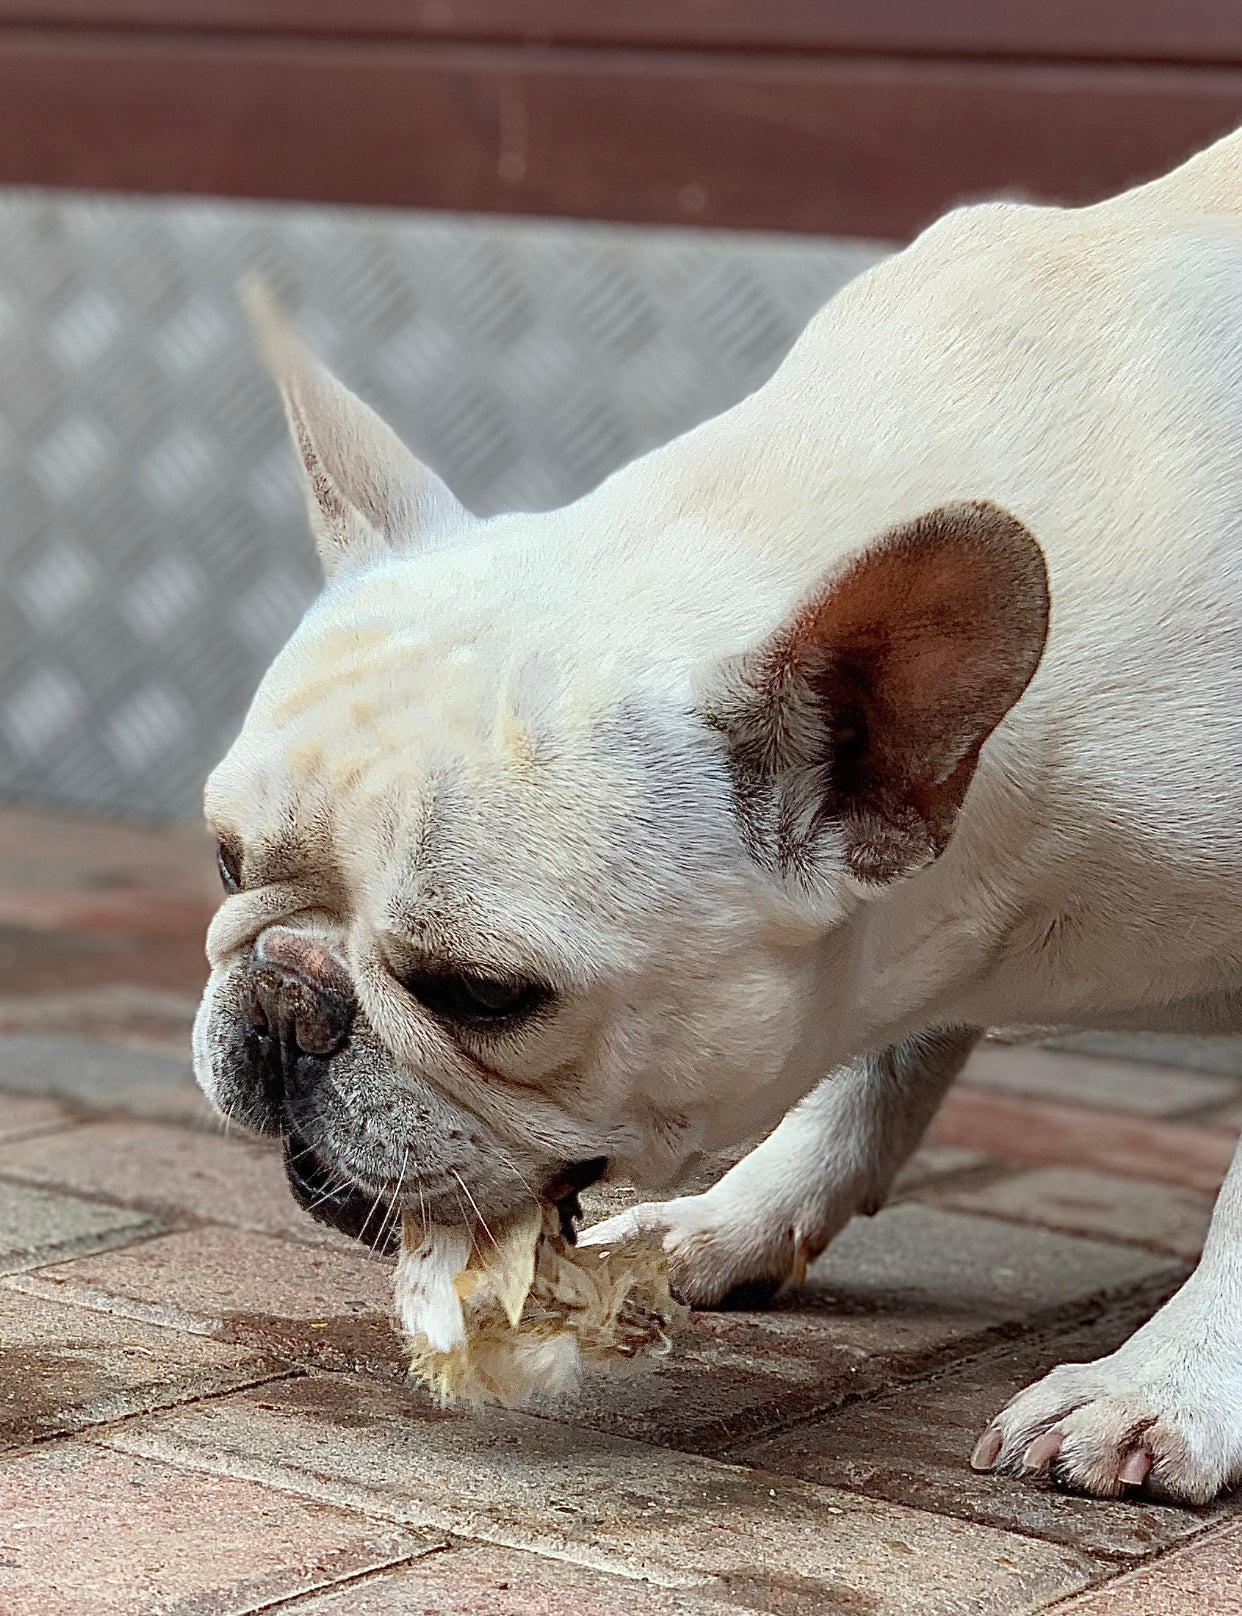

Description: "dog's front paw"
579 1191 823 1309
971 1349 1242 1505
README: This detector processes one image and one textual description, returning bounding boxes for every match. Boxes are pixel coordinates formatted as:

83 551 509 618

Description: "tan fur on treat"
395 1206 683 1407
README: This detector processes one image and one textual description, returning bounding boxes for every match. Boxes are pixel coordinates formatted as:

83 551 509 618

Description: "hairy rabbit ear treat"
395 1205 683 1408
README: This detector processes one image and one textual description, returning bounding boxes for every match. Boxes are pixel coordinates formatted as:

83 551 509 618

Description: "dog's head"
194 292 1049 1249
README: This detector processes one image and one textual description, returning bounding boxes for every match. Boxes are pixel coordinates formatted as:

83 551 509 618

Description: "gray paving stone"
0 1178 156 1274
1040 1031 1242 1080
965 1044 1240 1116
803 1206 1174 1318
891 1144 990 1194
559 1206 1179 1454
733 1284 1240 1563
938 1167 1215 1262
0 983 198 1056
0 1032 212 1125
103 1372 1104 1616
1206 1096 1242 1131
0 1288 287 1445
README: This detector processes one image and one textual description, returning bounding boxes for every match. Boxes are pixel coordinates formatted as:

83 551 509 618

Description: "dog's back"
596 126 1242 1024
1125 124 1242 222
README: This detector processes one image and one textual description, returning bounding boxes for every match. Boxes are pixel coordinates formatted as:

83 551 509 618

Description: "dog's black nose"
244 930 356 1100
246 969 353 1064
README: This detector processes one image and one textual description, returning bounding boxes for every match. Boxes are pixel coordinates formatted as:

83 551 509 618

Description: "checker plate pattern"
0 189 885 820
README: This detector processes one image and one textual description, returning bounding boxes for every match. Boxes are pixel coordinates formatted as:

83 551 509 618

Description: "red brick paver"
0 1287 287 1447
0 1118 351 1242
0 1091 76 1143
285 1543 753 1616
930 1085 1238 1194
103 1372 1103 1614
1050 1519 1242 1613
0 1444 432 1616
11 1224 401 1372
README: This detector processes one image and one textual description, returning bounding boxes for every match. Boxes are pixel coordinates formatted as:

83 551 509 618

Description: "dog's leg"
973 1131 1242 1504
580 1027 978 1307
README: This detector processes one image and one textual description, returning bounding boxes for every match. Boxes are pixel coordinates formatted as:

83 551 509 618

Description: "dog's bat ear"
702 500 1049 889
240 279 468 580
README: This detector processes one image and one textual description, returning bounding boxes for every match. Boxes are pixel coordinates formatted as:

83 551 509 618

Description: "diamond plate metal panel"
0 189 887 821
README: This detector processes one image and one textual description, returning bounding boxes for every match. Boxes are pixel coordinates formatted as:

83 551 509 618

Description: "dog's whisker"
301 1177 353 1216
495 1148 541 1208
373 1189 402 1254
357 1187 388 1243
300 1159 361 1216
283 1124 335 1169
374 1149 410 1252
447 1177 476 1259
414 1153 429 1235
355 1146 412 1248
452 1168 500 1252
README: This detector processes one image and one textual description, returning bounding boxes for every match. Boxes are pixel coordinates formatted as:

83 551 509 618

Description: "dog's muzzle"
237 927 609 1254
240 929 405 1253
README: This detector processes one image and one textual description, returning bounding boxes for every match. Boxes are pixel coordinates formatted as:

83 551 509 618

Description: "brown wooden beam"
1 3 1242 66
0 34 1239 238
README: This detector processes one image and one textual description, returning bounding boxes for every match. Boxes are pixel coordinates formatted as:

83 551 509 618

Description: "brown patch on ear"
713 500 1049 886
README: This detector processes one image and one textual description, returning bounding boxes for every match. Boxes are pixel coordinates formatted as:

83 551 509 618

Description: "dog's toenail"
1021 1430 1063 1471
970 1427 1003 1471
1118 1448 1153 1487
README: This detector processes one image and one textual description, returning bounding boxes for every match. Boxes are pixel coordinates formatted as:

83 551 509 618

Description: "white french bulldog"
194 128 1242 1504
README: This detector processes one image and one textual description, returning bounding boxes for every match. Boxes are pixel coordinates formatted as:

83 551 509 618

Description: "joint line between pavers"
1032 1510 1242 1613
912 1182 1212 1262
708 1272 1188 1463
93 1429 722 1593
228 1541 457 1616
0 1163 188 1221
16 1366 311 1456
0 1115 92 1147
0 1218 174 1282
3 1245 230 1335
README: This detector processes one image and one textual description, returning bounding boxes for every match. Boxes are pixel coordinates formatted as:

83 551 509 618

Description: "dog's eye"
216 839 243 895
403 968 549 1028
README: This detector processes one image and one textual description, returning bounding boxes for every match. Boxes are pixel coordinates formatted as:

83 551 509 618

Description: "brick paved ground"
0 805 1240 1614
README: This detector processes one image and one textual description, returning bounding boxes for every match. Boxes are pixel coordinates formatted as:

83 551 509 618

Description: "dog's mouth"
543 1155 608 1242
282 1127 402 1255
281 1128 609 1254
